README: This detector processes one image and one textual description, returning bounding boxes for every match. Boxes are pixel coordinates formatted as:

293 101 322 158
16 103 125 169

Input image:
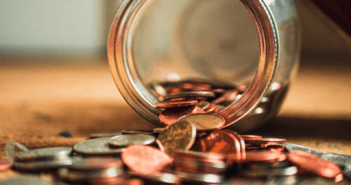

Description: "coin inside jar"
108 134 155 147
155 100 198 108
156 120 196 156
178 114 225 131
160 91 215 101
159 105 205 126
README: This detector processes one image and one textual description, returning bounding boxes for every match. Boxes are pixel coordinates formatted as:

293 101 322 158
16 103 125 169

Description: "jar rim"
107 0 278 128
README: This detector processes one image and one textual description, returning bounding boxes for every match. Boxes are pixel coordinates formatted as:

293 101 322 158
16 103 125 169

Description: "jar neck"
108 0 278 128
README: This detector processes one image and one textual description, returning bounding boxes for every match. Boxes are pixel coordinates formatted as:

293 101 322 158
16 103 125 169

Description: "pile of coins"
0 81 350 184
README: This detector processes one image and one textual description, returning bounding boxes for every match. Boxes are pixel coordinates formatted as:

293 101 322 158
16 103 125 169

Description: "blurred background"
0 0 350 159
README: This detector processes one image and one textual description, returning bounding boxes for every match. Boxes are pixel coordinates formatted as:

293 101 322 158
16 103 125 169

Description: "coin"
178 114 225 131
108 134 155 147
159 105 205 125
156 121 196 156
122 130 155 135
287 150 342 179
5 141 28 163
155 100 198 108
237 149 285 163
284 143 324 157
320 153 351 167
161 91 215 101
90 132 122 139
73 137 125 155
204 103 217 113
121 145 173 176
15 147 73 161
68 157 124 171
195 100 210 110
0 158 12 172
245 138 287 145
240 135 263 141
14 158 72 170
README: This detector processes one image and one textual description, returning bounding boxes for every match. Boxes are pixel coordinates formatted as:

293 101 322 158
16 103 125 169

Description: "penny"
284 143 324 157
108 134 155 147
14 158 72 170
122 145 173 176
195 101 210 110
68 157 124 171
213 105 226 114
155 100 198 108
235 149 285 163
159 105 205 125
161 91 215 101
245 138 287 145
0 158 12 172
73 137 125 155
156 120 196 156
15 147 72 162
173 150 226 174
240 135 263 141
178 114 225 131
90 132 122 139
211 90 238 104
287 150 342 179
204 103 216 113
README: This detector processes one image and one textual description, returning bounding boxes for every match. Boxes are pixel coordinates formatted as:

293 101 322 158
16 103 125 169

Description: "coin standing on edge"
108 134 155 147
156 121 197 156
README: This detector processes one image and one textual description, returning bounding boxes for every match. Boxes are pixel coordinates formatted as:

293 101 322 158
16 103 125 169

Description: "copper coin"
232 149 285 163
178 114 225 131
240 135 262 141
155 100 198 108
211 90 238 104
159 105 205 125
195 101 210 110
162 91 215 101
193 130 240 154
122 145 173 176
287 150 342 179
204 103 216 113
166 97 187 102
182 83 212 91
212 89 226 94
156 121 196 156
90 132 122 139
108 134 155 147
213 105 226 114
0 158 12 172
245 138 287 145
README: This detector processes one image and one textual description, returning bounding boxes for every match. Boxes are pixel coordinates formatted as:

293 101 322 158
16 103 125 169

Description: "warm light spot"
167 73 180 82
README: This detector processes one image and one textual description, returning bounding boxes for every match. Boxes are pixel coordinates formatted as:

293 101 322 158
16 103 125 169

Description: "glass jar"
107 0 300 133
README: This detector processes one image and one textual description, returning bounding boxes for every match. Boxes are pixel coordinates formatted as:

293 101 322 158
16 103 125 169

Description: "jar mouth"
108 0 278 128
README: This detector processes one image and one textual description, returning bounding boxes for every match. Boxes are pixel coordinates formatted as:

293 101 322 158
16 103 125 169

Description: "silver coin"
0 176 55 185
284 143 324 157
15 147 72 162
14 158 72 170
73 137 125 155
58 167 123 182
121 130 155 135
177 171 224 183
240 165 298 177
129 171 180 184
344 166 351 180
321 152 351 167
162 91 215 101
5 141 28 163
108 134 155 147
90 132 121 139
178 114 225 131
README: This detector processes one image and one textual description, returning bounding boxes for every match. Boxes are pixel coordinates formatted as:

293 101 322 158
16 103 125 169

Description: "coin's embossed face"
157 121 196 156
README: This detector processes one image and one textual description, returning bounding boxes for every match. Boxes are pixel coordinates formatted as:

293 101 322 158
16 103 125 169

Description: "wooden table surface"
0 57 350 178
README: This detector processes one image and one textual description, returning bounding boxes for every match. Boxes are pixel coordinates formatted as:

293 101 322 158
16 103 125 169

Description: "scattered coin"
90 132 122 139
15 147 73 162
122 145 173 176
5 141 28 163
195 100 210 110
321 152 351 167
156 120 196 156
122 130 155 135
14 158 72 170
284 143 324 157
108 134 155 147
73 137 125 155
287 150 343 179
178 114 225 131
